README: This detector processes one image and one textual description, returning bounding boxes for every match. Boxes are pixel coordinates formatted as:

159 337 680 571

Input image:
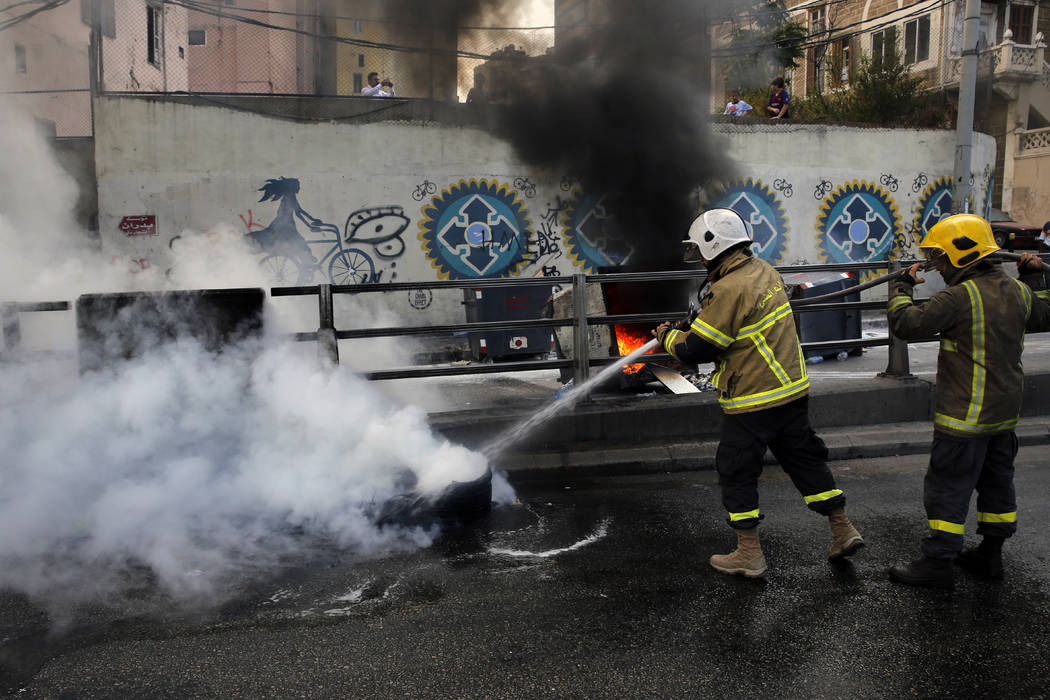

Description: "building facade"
716 0 1050 223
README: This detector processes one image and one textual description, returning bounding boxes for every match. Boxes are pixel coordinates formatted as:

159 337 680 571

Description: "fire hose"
790 251 1050 306
656 252 1047 337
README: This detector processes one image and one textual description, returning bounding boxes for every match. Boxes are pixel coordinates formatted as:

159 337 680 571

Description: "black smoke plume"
495 0 728 269
380 0 734 268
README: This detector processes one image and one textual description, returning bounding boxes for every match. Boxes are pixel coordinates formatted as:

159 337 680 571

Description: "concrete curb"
495 417 1050 477
431 372 1050 459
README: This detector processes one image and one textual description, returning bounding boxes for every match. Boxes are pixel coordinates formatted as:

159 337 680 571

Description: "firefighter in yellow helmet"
887 213 1050 589
653 208 864 579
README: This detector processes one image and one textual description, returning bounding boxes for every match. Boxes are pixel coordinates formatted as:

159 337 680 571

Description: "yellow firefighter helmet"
920 213 999 269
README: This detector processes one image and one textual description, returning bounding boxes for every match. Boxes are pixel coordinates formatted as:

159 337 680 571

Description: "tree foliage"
722 0 807 92
790 51 954 127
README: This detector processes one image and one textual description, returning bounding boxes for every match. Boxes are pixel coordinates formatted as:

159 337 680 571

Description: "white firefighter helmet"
683 208 751 263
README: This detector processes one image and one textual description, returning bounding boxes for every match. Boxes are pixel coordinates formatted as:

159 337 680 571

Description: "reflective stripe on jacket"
888 264 1050 437
662 249 808 414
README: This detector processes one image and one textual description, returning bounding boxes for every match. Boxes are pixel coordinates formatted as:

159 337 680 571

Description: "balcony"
1019 125 1050 154
943 31 1047 91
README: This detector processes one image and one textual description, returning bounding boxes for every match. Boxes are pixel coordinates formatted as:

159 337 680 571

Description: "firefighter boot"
888 555 954 590
827 507 865 560
709 527 767 578
956 536 1005 580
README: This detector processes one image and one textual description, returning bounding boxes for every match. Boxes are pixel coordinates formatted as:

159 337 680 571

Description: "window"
810 7 825 34
352 19 363 33
807 8 827 93
358 53 365 67
188 29 205 45
872 26 898 67
831 37 851 86
1009 3 1034 44
353 73 362 93
147 4 161 67
904 14 931 64
14 44 26 74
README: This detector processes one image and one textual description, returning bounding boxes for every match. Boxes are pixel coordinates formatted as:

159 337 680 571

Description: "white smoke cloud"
0 101 510 612
0 338 493 607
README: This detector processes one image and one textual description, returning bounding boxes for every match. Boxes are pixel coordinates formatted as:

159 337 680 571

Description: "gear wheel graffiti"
703 178 789 264
816 181 901 277
418 179 533 280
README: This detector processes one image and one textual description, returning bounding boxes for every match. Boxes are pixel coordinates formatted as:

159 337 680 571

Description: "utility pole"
951 0 982 213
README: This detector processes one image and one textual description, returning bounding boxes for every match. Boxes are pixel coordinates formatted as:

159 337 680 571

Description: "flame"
614 325 653 374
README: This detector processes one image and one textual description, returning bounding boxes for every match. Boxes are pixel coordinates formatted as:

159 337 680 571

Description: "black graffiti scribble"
536 222 563 259
880 173 899 192
492 228 521 253
912 172 928 193
412 179 437 201
773 178 794 198
542 197 570 224
814 179 833 200
542 265 561 277
968 173 975 186
514 176 537 198
892 221 919 259
983 163 991 179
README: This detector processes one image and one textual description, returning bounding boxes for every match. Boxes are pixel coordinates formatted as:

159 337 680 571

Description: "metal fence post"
317 284 339 366
881 260 913 378
572 274 589 385
1 303 20 353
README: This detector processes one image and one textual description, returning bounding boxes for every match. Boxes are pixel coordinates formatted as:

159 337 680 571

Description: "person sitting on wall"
362 72 396 97
724 90 753 117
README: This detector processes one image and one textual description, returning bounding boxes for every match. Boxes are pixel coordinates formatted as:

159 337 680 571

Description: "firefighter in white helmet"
887 213 1050 589
654 208 864 578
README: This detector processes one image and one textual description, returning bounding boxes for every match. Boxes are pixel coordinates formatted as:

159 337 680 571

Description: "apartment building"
771 0 1050 221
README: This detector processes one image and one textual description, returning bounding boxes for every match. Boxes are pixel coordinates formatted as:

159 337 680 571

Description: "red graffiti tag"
111 256 152 274
239 209 265 232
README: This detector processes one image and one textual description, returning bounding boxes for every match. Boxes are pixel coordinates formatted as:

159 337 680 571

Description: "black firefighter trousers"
716 396 845 530
922 430 1019 560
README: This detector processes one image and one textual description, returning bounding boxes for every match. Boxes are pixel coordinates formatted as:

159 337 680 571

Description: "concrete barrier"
429 371 1050 458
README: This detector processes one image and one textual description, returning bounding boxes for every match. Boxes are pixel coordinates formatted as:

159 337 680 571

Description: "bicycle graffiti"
243 177 409 285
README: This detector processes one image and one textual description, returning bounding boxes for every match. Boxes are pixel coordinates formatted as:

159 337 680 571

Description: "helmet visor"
922 247 946 268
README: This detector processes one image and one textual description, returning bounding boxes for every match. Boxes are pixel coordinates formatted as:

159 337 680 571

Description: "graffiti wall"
93 98 995 324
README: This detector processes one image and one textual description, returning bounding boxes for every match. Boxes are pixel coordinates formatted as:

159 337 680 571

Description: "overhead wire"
0 0 69 31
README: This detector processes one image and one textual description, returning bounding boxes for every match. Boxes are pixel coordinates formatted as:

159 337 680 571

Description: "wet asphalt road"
3 448 1050 698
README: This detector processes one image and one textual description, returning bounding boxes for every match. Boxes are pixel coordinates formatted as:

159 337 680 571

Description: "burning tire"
376 468 493 528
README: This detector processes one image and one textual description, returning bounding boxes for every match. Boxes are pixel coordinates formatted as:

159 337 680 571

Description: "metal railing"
269 259 919 383
7 257 1045 387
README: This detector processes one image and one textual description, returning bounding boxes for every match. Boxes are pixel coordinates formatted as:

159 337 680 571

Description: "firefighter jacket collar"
706 246 754 283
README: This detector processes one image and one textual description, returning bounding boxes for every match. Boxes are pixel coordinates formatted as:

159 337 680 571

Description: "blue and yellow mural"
230 171 995 291
561 191 633 273
418 179 533 280
703 178 789 264
816 181 901 268
912 176 975 246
